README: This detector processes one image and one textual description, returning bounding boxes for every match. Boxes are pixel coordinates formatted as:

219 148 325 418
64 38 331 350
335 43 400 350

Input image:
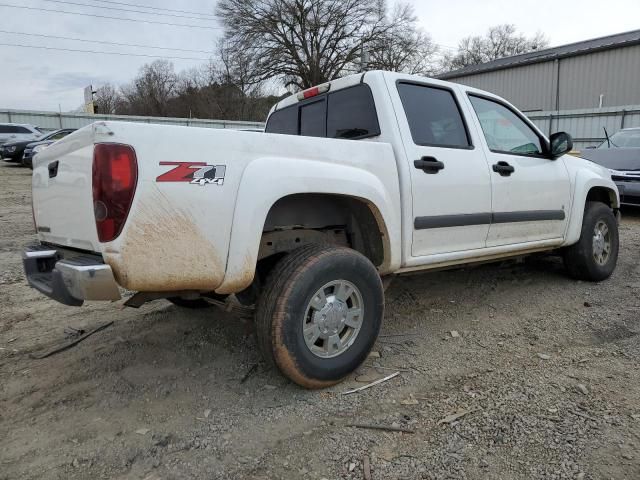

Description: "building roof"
440 29 640 79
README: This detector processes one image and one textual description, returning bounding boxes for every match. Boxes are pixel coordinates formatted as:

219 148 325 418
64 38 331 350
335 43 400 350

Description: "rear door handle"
414 156 445 174
492 161 515 176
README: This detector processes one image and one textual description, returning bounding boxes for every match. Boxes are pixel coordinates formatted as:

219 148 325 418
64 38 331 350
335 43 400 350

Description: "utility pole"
359 44 370 73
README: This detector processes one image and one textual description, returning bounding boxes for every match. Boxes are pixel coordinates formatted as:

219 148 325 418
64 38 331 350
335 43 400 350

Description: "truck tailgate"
32 126 100 252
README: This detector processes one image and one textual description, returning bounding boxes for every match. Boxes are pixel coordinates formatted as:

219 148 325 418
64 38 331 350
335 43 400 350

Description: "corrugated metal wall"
447 45 640 113
0 109 265 131
447 61 558 111
558 44 640 109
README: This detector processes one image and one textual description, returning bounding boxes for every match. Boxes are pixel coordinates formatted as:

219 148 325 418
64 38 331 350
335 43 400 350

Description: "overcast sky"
0 0 638 112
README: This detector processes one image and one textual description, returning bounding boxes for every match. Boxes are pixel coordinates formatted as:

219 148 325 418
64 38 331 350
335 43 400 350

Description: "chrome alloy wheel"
592 220 611 266
303 280 364 358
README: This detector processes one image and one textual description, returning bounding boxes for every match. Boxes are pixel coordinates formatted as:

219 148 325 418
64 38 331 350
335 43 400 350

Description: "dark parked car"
1 129 75 164
578 127 640 206
22 129 76 168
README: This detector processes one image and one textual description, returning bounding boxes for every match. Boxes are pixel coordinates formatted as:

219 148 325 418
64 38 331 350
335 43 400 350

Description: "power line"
39 0 217 22
82 0 216 17
0 30 216 54
0 3 222 30
0 42 212 61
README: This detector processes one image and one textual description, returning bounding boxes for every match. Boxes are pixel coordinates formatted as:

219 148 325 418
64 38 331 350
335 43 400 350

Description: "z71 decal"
156 162 226 186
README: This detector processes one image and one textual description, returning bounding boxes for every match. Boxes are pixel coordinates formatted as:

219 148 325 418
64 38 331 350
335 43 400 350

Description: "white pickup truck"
24 71 620 388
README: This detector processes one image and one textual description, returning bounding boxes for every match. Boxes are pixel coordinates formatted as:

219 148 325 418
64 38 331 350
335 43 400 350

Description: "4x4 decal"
156 162 226 186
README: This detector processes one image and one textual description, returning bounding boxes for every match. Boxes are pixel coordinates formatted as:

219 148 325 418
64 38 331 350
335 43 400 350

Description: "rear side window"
0 125 10 133
265 84 380 140
327 86 380 139
398 83 471 149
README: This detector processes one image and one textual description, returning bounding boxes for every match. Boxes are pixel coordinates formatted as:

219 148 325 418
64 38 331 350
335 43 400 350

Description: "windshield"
41 130 60 140
598 129 640 148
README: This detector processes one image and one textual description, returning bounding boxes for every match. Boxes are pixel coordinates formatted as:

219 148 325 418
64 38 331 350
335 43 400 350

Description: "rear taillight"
92 143 137 242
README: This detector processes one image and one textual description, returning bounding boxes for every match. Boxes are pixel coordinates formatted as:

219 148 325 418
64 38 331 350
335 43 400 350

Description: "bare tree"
120 60 178 116
168 55 278 122
93 83 121 114
216 0 396 89
366 3 438 76
442 24 548 72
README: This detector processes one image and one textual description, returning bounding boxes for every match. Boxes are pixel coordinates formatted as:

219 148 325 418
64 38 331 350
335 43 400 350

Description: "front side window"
13 126 32 134
469 95 543 156
397 82 471 149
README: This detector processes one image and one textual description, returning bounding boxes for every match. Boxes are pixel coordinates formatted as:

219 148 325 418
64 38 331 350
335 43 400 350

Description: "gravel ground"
1 161 639 480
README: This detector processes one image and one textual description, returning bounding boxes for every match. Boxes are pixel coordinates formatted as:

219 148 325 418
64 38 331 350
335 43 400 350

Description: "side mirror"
549 132 573 159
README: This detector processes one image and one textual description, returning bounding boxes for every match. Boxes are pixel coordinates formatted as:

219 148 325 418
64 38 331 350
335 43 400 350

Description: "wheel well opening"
586 187 617 209
259 194 386 269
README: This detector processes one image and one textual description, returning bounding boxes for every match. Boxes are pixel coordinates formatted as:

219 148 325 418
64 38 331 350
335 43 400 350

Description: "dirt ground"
1 161 639 480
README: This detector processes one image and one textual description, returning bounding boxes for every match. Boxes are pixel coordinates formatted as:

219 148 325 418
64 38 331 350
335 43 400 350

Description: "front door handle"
414 156 444 174
492 161 515 176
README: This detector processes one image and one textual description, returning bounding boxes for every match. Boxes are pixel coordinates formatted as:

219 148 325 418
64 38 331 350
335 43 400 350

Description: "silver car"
0 123 43 146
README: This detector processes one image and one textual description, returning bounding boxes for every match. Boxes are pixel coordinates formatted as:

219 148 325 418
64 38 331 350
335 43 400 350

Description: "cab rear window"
265 106 297 135
266 84 380 140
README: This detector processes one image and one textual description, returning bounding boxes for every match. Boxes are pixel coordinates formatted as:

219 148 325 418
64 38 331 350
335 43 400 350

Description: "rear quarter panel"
99 122 246 292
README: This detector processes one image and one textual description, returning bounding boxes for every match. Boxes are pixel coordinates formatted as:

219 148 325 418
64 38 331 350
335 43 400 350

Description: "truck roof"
269 70 475 116
272 73 366 112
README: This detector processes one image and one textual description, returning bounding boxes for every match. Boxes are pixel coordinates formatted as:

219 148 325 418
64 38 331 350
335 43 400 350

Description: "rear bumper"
22 245 121 306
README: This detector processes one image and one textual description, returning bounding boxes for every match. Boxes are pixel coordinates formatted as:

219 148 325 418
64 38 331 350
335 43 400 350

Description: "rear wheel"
256 244 384 389
563 201 619 281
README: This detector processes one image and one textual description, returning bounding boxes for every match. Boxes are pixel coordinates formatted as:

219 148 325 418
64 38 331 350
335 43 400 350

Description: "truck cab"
265 71 617 269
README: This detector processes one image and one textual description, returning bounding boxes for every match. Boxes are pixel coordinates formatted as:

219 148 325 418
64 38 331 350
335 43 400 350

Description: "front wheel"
256 245 384 389
563 201 619 281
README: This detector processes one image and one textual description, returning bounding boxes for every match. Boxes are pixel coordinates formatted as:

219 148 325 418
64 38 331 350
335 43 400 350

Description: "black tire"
563 201 619 281
167 297 213 309
256 244 384 389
